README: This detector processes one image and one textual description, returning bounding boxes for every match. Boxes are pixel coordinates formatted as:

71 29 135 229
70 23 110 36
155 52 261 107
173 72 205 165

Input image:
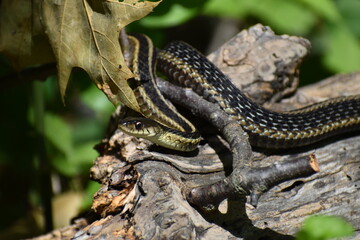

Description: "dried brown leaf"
0 0 55 68
41 0 159 108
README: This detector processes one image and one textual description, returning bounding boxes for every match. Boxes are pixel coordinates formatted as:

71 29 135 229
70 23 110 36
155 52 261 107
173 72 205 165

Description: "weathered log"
31 24 360 240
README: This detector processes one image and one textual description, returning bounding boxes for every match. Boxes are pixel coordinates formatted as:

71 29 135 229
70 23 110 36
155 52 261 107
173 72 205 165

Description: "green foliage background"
0 0 358 238
296 215 354 240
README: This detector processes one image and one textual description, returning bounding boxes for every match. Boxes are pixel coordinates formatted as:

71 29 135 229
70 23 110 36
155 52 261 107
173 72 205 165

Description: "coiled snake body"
119 34 360 151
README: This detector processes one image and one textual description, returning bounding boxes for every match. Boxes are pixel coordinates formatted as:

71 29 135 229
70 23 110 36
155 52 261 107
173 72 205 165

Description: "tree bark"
30 24 360 240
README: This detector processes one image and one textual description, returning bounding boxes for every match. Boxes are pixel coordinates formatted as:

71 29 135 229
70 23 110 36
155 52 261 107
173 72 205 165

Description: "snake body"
119 34 360 151
120 34 200 151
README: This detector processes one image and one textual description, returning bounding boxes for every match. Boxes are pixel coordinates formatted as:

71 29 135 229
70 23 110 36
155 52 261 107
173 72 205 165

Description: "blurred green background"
0 0 359 239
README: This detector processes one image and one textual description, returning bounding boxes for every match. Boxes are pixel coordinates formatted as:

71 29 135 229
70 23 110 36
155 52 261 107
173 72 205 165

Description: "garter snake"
119 34 360 151
119 34 201 151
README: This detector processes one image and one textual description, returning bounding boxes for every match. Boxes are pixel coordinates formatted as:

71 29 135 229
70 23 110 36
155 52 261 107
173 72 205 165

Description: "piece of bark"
156 79 319 209
207 24 310 105
31 24 360 240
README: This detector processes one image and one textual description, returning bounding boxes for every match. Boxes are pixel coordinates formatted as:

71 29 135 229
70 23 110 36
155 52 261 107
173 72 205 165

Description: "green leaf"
72 141 98 166
52 141 97 177
324 23 360 73
52 155 78 176
44 113 73 157
248 0 317 35
203 0 248 18
73 120 105 144
297 0 341 22
139 0 206 28
204 0 317 35
335 0 360 36
296 215 354 240
28 108 73 158
140 4 196 27
81 84 114 118
81 181 101 210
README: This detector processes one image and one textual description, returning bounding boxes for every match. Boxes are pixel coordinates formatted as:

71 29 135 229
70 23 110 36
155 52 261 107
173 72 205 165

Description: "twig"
157 79 253 167
157 79 318 209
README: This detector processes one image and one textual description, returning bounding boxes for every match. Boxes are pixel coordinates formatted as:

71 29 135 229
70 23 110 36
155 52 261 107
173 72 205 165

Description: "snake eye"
135 121 143 130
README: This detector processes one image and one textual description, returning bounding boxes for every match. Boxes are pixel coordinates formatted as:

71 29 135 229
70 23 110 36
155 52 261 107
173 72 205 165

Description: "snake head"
118 117 199 152
118 117 161 138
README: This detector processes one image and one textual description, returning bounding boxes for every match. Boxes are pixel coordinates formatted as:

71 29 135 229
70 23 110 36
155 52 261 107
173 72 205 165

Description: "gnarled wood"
32 24 360 240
